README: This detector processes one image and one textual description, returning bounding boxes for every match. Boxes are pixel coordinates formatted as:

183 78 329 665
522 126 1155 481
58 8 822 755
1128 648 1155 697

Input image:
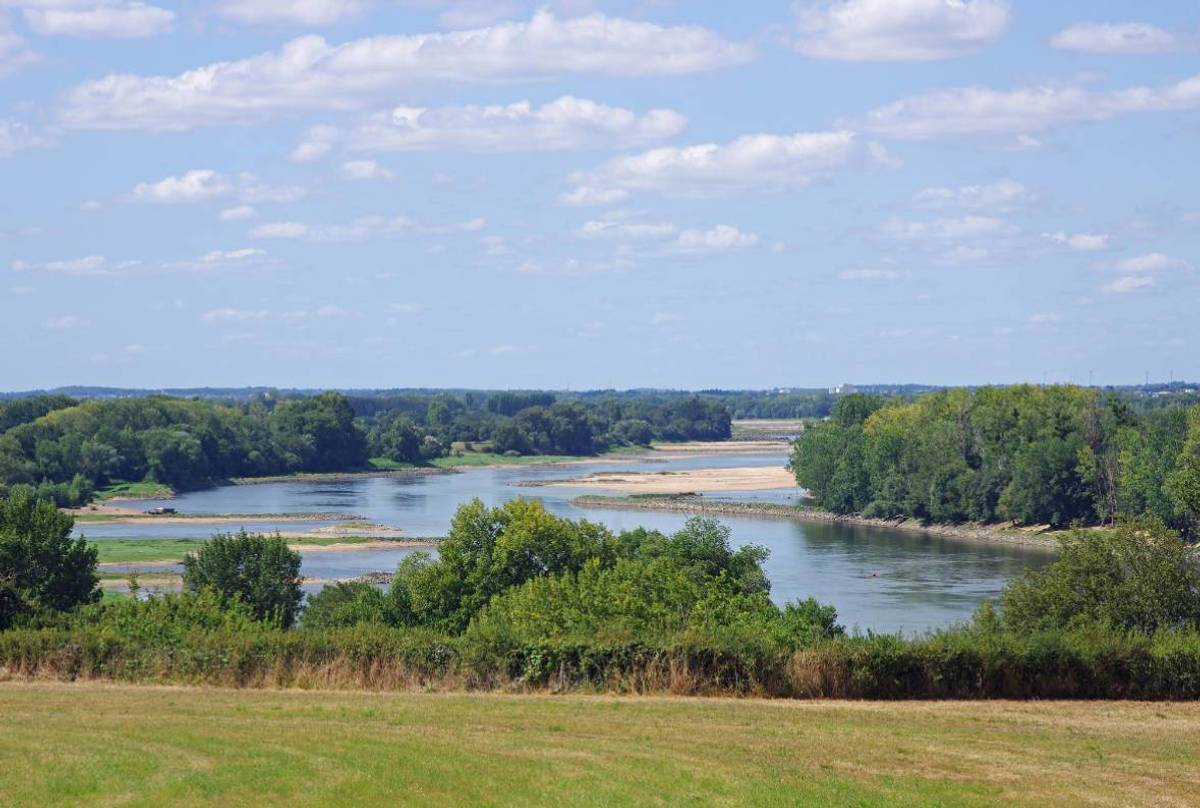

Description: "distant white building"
830 384 858 395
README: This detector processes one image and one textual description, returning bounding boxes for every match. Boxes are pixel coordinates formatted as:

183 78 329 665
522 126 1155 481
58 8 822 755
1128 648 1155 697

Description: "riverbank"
97 571 395 590
230 467 449 485
70 504 360 525
93 534 437 566
571 495 1061 550
0 683 1196 805
532 465 797 494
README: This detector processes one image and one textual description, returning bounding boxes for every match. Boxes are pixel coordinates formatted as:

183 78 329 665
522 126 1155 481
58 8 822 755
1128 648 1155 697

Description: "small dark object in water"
145 506 177 515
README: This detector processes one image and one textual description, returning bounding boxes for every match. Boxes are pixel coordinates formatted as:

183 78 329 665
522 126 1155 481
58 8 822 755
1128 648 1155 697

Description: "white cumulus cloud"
347 96 686 153
1116 252 1191 272
576 220 677 240
558 186 629 207
22 2 173 38
214 0 370 26
219 205 257 221
671 225 759 253
0 119 49 157
566 130 865 201
340 159 393 181
1044 232 1110 252
252 214 483 242
861 73 1200 140
130 170 304 205
1051 22 1184 55
1104 276 1155 294
0 14 36 77
13 254 137 276
59 11 753 131
882 215 1009 240
131 169 230 203
913 178 1032 211
202 307 271 322
793 0 1011 61
291 124 338 162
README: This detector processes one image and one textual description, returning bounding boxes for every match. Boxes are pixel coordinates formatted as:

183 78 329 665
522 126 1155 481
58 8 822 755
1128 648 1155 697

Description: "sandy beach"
539 465 797 494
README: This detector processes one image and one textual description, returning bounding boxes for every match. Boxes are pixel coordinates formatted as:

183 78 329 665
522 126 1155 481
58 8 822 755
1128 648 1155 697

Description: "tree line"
790 386 1200 532
359 394 731 463
0 391 733 505
0 392 367 504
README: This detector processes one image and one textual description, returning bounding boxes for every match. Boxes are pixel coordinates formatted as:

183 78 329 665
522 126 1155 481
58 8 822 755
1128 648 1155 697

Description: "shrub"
74 588 262 645
0 489 98 629
1000 519 1200 634
182 530 303 628
304 582 392 629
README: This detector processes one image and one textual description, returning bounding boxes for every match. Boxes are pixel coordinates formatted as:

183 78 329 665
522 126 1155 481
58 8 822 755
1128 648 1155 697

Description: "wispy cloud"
793 0 1011 62
59 11 753 131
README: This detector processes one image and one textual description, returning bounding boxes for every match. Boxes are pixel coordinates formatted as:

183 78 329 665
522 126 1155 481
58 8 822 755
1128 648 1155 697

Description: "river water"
83 452 1049 634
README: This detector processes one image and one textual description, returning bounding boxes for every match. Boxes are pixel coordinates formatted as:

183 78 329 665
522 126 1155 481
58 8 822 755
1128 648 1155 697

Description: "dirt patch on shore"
68 503 356 525
540 465 797 494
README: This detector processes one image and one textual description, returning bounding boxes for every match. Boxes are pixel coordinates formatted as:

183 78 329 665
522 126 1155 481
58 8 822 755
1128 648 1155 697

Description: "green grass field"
0 684 1196 806
91 536 399 564
95 481 175 500
429 452 585 468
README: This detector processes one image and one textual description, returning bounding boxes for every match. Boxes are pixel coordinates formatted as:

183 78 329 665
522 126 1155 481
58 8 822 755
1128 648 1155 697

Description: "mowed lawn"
1 684 1199 807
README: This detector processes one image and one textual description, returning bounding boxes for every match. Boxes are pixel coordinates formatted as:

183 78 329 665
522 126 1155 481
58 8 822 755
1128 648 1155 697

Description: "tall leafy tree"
182 531 303 628
0 489 98 629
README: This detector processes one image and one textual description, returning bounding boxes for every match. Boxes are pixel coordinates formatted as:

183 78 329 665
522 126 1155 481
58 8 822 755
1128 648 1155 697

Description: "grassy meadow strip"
90 536 415 565
1 683 1198 807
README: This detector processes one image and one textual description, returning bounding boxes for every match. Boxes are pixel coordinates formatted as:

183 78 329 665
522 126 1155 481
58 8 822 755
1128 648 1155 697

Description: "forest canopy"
0 391 732 505
790 386 1200 533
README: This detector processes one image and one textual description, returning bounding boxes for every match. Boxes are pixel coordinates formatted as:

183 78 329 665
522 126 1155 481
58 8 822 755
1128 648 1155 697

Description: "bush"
75 588 263 645
1000 519 1200 634
182 531 303 628
0 489 98 629
303 582 392 629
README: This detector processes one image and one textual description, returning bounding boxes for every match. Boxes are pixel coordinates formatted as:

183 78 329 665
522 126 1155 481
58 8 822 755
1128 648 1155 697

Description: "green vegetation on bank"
791 387 1200 532
429 452 584 468
90 535 400 565
3 685 1198 807
361 394 730 465
0 391 733 507
5 485 1200 699
95 480 174 500
0 392 367 506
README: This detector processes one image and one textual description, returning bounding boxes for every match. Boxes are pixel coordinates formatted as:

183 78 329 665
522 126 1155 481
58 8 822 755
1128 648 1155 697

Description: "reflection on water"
84 452 1048 633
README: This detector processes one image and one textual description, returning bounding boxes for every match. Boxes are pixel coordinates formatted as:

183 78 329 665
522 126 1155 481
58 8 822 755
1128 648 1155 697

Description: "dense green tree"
1000 519 1200 633
182 531 304 628
1001 436 1093 527
1166 410 1200 531
789 386 1197 530
391 499 613 632
303 581 392 629
0 489 98 629
271 392 368 472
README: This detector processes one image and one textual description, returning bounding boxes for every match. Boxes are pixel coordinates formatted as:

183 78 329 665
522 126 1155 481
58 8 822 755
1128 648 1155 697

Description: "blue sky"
1 0 1198 391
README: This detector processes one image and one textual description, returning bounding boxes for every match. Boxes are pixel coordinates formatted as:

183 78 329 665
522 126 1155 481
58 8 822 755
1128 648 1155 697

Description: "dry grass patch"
1 684 1199 806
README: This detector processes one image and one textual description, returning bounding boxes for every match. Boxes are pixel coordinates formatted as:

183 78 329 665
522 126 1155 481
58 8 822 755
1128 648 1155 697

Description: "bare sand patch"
648 440 789 455
542 465 797 494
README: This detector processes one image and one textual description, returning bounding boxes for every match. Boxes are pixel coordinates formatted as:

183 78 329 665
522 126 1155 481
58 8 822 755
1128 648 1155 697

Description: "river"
82 451 1049 634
